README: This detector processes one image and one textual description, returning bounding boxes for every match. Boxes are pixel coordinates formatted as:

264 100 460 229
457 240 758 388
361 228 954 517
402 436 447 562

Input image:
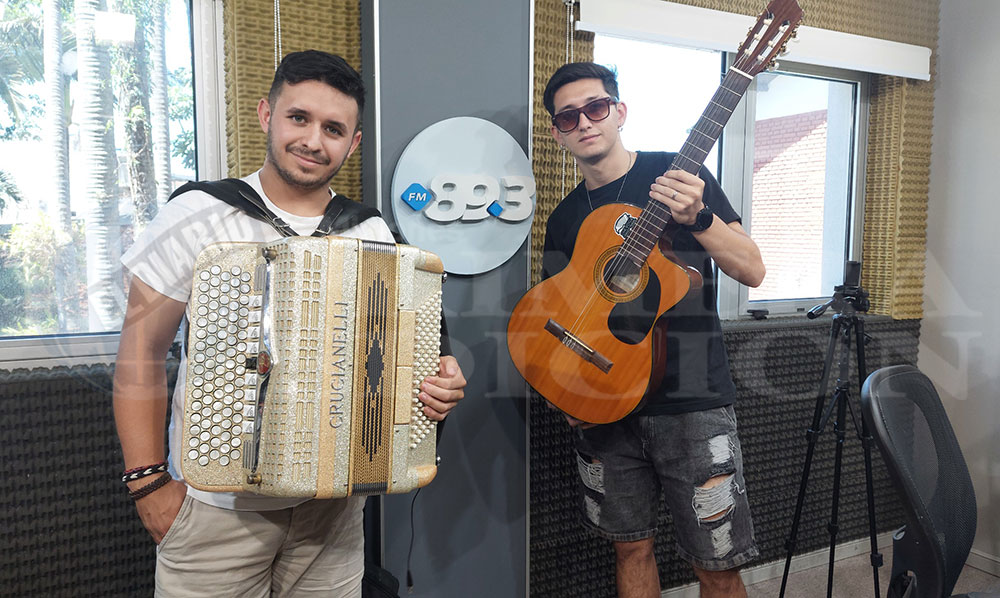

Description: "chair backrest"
861 365 978 598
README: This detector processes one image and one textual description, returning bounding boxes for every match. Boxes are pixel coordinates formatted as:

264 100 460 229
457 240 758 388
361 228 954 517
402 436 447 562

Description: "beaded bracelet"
121 461 168 484
128 472 172 501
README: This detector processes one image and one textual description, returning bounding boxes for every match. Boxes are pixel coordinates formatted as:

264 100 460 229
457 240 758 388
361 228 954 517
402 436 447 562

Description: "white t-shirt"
121 170 395 510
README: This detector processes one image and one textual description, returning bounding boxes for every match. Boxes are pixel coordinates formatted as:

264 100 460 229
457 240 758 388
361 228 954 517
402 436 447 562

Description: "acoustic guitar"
508 0 803 424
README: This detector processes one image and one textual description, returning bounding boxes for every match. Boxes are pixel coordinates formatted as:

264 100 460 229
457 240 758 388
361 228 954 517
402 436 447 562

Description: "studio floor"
745 547 1000 597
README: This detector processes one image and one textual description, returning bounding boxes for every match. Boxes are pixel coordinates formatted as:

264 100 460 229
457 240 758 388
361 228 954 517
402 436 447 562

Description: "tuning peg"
779 44 789 56
767 60 779 71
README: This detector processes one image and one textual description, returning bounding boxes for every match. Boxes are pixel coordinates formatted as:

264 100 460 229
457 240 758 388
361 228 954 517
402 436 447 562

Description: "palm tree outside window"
0 0 196 338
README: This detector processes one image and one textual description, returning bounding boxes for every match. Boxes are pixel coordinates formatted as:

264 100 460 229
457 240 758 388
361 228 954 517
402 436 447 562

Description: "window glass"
594 35 723 176
0 0 195 336
748 72 857 303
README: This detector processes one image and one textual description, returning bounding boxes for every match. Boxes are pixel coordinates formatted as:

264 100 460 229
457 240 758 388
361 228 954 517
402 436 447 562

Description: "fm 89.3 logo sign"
391 117 536 276
400 175 534 224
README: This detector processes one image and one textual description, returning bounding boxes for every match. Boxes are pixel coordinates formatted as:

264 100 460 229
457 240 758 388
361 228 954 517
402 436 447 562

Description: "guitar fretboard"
618 69 753 267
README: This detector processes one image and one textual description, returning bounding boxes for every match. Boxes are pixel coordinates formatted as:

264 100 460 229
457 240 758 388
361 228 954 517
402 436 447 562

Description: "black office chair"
861 365 998 598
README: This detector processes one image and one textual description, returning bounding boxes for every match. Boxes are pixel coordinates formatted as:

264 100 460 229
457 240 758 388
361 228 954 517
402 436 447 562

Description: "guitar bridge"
544 319 613 374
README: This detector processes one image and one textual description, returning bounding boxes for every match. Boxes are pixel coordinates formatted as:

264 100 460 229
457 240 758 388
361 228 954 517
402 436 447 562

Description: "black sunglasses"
551 97 619 133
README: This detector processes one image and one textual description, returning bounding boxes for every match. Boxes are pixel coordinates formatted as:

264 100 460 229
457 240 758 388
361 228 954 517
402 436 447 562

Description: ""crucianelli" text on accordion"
180 236 443 498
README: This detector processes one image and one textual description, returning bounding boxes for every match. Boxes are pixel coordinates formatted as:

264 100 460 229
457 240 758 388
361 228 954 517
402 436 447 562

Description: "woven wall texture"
531 0 593 286
223 0 362 201
0 363 178 597
864 73 937 319
664 0 937 43
529 317 918 596
532 0 939 316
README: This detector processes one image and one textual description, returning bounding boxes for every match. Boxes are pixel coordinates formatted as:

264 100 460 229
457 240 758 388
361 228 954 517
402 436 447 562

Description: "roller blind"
577 0 931 80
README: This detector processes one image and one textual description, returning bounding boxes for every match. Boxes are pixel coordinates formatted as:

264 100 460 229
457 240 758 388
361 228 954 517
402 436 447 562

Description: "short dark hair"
543 62 619 116
268 50 365 127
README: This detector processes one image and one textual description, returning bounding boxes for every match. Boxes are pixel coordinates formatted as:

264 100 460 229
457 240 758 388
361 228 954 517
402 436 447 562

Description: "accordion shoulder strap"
169 178 381 237
313 195 382 237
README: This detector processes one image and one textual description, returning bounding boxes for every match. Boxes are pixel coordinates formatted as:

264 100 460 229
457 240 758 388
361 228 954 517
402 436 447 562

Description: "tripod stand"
779 265 882 598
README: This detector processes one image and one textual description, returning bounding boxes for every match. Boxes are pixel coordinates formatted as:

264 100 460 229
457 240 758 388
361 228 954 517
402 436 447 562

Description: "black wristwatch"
682 204 714 233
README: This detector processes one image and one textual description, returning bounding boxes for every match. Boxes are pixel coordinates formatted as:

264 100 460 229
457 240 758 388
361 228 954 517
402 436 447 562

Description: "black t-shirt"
541 151 739 415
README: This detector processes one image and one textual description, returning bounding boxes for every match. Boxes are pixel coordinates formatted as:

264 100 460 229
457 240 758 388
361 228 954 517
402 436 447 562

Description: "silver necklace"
586 151 635 212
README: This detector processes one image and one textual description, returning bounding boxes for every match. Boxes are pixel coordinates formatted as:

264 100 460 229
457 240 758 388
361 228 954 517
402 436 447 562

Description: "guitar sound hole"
604 260 641 295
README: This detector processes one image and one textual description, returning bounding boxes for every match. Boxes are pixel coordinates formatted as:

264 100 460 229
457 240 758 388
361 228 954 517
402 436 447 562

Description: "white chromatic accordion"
180 236 444 498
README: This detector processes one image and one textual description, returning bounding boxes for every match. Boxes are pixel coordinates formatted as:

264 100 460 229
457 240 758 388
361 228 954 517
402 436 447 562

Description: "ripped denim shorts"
573 404 759 571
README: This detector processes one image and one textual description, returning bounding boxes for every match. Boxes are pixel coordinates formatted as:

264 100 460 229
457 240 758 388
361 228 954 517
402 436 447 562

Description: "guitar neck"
621 69 754 266
672 69 753 174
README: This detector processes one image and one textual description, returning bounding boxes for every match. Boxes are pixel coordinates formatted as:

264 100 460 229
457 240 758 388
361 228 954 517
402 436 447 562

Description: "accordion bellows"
181 236 443 498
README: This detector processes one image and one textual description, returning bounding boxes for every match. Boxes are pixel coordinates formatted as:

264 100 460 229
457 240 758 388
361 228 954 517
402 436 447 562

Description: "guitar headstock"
733 0 804 76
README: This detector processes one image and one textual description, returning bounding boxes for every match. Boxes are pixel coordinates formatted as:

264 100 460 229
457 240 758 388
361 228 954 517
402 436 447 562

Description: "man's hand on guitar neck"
650 168 766 288
650 169 706 226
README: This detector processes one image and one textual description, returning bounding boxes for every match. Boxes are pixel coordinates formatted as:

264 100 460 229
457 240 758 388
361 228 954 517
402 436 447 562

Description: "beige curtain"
531 1 593 285
223 0 362 202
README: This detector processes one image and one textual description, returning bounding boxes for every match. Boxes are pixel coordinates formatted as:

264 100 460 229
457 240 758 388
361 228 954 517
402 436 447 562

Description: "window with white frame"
594 34 868 319
0 0 222 362
733 65 867 317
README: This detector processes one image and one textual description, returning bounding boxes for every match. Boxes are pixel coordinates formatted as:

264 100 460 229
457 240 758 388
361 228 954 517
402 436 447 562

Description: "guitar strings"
565 140 699 339
576 180 672 339
565 68 746 338
593 69 745 312
568 198 665 341
558 32 779 351
566 153 634 337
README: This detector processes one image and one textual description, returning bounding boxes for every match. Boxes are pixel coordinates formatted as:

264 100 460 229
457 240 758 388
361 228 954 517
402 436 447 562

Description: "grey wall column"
362 1 532 596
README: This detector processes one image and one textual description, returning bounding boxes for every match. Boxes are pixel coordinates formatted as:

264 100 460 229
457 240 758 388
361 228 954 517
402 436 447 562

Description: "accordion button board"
181 236 443 498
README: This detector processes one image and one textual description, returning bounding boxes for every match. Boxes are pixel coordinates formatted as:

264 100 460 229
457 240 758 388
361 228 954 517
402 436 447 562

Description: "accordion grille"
349 241 398 495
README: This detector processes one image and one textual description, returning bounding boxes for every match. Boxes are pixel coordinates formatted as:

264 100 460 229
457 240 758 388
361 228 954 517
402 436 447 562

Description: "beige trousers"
154 495 364 597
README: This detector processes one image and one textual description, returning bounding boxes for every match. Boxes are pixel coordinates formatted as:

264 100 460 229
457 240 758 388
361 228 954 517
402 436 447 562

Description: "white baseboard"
661 532 895 598
967 549 1000 577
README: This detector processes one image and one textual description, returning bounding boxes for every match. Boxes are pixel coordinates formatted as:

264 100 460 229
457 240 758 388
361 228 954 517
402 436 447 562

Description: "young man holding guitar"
539 62 766 598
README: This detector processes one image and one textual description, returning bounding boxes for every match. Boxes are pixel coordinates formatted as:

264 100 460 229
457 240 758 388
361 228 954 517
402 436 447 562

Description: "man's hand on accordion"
418 355 467 421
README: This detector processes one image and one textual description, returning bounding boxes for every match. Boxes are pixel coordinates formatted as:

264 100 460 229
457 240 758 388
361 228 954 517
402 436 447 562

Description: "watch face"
688 206 712 231
697 206 713 229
